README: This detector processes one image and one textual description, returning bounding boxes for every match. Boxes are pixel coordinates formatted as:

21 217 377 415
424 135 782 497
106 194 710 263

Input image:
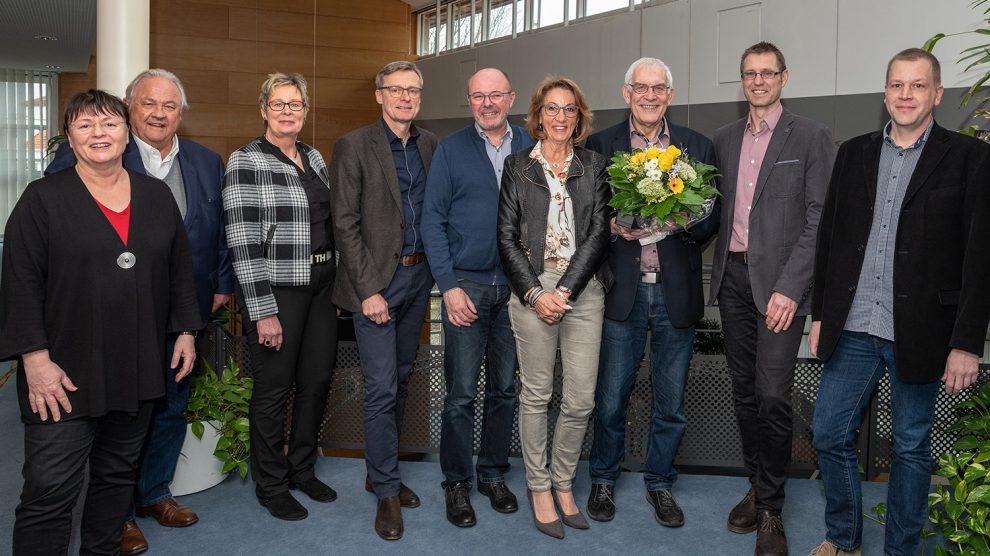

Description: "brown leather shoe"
135 497 199 527
365 476 421 508
375 495 403 541
754 510 788 556
120 520 148 556
728 487 757 533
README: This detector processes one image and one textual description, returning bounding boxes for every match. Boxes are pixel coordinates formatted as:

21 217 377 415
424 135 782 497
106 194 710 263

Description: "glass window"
532 0 564 28
488 0 521 39
451 0 483 49
420 9 437 55
438 6 449 53
0 69 56 235
586 0 631 16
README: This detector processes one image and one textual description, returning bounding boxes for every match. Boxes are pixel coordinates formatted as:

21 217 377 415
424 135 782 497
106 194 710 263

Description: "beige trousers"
508 269 604 492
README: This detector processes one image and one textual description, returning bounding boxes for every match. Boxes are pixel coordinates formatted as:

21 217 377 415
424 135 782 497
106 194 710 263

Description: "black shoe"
477 480 518 513
646 489 684 528
755 510 787 556
727 487 757 533
444 482 477 528
258 491 308 521
586 484 615 522
365 476 421 508
375 496 403 541
290 477 337 503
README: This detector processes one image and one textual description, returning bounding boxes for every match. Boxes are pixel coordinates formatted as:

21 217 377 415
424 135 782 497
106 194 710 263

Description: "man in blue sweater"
422 67 535 528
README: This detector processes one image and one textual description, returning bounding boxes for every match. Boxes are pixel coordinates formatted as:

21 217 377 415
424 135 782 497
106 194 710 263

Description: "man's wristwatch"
178 330 198 338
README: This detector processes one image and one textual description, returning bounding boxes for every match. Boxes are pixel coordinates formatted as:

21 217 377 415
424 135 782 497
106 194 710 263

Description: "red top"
96 200 130 245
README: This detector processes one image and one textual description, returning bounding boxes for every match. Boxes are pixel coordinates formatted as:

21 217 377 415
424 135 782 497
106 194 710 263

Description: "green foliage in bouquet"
185 357 253 479
606 145 718 227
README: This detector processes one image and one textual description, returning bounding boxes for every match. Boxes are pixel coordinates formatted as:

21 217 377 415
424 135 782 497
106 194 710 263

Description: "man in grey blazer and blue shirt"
329 60 437 542
709 42 835 556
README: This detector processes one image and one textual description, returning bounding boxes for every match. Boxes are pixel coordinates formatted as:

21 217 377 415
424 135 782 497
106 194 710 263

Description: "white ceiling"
401 0 437 11
0 0 95 73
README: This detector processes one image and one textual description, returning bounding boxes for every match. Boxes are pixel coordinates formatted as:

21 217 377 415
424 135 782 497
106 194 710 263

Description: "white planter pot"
169 421 230 496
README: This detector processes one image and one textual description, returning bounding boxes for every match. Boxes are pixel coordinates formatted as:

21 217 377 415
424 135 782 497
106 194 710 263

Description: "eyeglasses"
379 85 423 98
70 119 126 134
543 103 579 118
468 90 512 104
627 83 671 96
741 70 785 81
267 100 306 112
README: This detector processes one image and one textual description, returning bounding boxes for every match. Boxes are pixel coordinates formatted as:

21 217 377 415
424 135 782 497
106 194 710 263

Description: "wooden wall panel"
152 1 229 39
317 0 410 24
60 0 412 159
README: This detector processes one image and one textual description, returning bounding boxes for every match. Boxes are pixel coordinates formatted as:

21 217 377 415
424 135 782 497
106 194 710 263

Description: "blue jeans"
812 331 939 556
439 280 517 488
590 282 695 490
131 339 191 515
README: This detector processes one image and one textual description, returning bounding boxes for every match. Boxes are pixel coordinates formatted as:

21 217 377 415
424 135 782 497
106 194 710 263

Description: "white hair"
125 68 189 112
624 57 673 89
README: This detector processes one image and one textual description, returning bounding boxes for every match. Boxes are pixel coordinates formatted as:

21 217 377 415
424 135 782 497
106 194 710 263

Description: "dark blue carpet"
1 378 927 555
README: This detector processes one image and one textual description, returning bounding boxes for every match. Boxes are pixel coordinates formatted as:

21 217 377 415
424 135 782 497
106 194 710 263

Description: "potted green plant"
927 381 990 555
169 356 253 495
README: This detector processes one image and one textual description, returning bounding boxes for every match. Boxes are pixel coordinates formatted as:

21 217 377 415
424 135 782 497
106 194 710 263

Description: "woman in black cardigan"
0 89 201 555
497 77 612 539
222 72 338 521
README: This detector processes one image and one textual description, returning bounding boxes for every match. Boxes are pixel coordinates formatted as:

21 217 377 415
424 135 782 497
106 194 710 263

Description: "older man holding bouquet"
585 57 719 526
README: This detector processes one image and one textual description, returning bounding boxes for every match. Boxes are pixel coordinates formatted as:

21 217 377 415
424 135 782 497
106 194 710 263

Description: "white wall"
417 0 984 119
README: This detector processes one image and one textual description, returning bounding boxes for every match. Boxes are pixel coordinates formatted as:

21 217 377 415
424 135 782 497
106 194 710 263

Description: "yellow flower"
668 177 684 195
629 152 647 165
657 153 674 171
645 147 661 160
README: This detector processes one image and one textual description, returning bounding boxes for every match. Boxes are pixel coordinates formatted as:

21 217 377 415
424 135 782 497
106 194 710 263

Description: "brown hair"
740 41 786 73
62 89 129 134
886 48 942 85
524 76 593 144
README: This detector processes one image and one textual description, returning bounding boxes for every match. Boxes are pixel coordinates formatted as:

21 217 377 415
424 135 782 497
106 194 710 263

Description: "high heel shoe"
552 489 590 529
528 489 564 539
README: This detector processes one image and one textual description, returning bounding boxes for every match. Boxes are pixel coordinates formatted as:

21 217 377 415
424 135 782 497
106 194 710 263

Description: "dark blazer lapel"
721 119 747 215
610 122 632 156
862 131 883 207
752 111 795 208
414 123 433 171
176 148 198 227
122 136 147 176
370 123 402 210
902 124 950 206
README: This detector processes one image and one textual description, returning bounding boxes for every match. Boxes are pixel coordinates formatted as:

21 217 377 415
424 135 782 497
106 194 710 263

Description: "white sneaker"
807 540 862 556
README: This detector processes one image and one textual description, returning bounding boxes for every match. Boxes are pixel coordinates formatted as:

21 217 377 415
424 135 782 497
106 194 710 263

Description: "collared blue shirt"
474 122 513 184
844 119 933 341
383 118 426 255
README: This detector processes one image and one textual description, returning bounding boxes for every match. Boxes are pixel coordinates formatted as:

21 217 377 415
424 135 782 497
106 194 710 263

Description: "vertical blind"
0 69 58 236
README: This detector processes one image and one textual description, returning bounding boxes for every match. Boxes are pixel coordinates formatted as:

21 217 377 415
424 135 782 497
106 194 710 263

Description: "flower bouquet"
606 145 718 244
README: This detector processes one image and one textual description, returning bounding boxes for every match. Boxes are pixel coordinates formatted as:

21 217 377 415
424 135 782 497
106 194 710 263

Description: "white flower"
636 178 664 198
674 160 697 182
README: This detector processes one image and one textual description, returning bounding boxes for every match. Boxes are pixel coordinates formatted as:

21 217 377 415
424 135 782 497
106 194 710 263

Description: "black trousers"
351 262 433 498
13 402 153 556
717 258 804 512
242 262 338 498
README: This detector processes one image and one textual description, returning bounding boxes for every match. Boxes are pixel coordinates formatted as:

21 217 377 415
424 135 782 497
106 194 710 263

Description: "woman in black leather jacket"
496 76 611 539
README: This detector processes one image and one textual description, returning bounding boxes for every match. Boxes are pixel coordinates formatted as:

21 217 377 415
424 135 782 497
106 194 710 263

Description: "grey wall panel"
418 86 978 146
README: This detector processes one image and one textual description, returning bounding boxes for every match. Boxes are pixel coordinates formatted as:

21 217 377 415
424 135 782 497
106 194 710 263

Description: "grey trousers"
508 269 605 492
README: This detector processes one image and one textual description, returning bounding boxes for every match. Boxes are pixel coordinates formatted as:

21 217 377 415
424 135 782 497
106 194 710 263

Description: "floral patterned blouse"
531 140 575 263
